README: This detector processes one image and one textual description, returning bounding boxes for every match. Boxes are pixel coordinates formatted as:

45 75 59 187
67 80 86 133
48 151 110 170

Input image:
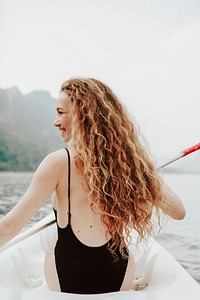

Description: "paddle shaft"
1 142 199 252
157 142 200 170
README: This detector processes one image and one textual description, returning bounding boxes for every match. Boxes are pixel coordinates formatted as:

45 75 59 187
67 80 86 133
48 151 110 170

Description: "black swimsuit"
54 148 129 294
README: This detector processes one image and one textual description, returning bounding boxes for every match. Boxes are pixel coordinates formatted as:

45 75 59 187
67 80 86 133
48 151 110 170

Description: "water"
0 172 199 284
0 172 52 227
156 172 200 285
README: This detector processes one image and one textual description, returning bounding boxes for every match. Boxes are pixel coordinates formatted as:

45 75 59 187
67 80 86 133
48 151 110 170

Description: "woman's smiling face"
54 91 72 143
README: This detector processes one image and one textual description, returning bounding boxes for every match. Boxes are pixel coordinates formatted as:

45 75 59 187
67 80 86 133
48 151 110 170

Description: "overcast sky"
0 0 199 161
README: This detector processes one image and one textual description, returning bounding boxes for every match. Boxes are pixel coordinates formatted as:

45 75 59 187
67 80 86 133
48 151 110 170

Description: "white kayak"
0 213 200 300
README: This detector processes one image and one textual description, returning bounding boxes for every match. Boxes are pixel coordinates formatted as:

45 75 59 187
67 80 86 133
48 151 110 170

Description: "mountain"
0 87 65 171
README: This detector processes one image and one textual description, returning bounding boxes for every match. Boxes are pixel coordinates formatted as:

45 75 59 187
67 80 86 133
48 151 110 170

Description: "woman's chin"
63 138 69 143
63 136 72 144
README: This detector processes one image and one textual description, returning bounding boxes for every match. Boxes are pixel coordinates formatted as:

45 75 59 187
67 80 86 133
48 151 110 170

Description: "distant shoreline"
0 171 35 174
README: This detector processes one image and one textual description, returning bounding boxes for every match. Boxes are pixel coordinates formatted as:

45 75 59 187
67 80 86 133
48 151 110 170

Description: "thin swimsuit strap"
65 148 71 224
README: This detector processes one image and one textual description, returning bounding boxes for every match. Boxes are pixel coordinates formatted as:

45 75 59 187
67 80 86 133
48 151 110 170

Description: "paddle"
157 142 200 170
0 214 56 252
1 142 199 252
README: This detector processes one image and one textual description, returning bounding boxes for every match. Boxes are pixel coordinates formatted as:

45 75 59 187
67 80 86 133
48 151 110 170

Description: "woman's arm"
158 176 186 220
0 150 62 247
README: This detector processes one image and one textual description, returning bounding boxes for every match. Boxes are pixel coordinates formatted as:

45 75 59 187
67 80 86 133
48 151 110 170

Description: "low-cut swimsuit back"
53 148 129 294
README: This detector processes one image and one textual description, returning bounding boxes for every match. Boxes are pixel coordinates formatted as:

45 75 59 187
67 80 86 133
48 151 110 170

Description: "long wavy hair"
60 77 165 258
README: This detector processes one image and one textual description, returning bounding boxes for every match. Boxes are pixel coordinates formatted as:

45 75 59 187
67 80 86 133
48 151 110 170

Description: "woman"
0 77 186 294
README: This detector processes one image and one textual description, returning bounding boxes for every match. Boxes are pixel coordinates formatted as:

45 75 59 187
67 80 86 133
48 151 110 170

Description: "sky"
0 0 199 162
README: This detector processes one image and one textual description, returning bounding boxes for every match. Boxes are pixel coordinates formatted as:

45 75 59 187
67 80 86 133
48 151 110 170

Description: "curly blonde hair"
60 77 164 258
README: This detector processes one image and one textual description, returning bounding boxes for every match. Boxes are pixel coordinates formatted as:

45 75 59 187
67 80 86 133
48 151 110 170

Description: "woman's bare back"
44 149 135 292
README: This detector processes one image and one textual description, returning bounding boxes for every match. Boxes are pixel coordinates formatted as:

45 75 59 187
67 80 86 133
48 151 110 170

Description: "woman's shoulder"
45 148 68 160
39 148 69 171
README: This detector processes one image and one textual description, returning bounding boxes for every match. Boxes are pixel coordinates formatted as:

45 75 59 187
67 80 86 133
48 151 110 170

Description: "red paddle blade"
182 143 200 157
